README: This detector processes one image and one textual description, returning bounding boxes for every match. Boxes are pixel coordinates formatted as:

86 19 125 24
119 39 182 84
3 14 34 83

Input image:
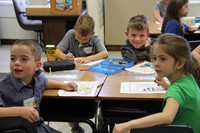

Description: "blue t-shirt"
164 19 190 37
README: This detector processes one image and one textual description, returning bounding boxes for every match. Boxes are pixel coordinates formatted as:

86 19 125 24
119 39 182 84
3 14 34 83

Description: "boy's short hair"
127 15 149 32
75 13 95 36
12 39 42 61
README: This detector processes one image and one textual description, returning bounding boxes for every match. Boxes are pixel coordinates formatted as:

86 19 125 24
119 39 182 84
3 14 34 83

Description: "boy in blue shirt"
0 40 78 133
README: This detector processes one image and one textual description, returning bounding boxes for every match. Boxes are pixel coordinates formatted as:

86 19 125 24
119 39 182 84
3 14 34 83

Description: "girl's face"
179 2 189 17
125 28 150 49
152 45 183 82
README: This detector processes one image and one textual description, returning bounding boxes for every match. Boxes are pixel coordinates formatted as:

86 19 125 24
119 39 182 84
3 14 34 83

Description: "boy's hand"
75 57 92 64
145 38 151 48
64 53 75 60
61 81 78 91
154 76 170 89
19 107 39 123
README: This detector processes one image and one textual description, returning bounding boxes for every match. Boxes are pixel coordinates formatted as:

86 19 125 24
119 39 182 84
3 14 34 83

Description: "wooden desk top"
26 5 85 17
149 21 161 35
43 70 107 98
26 5 51 16
98 71 165 100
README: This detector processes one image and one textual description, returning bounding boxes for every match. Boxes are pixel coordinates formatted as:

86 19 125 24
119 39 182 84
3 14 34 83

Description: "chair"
0 117 37 133
12 0 43 47
188 40 200 51
131 125 193 133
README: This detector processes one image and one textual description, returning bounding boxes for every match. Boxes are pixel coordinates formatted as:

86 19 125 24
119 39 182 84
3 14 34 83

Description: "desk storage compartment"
50 0 82 15
40 98 97 121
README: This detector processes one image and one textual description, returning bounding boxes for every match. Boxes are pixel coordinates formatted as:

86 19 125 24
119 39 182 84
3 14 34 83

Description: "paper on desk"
125 61 155 74
74 58 104 66
58 81 99 96
120 82 166 94
157 27 161 31
83 59 104 66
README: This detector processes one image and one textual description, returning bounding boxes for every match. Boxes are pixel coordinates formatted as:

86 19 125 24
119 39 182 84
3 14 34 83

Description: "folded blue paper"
89 58 134 75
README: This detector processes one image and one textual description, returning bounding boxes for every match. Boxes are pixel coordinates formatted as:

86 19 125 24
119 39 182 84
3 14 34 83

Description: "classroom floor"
0 44 121 133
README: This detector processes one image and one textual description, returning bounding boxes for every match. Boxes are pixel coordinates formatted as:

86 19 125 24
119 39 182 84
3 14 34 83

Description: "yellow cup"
46 44 58 61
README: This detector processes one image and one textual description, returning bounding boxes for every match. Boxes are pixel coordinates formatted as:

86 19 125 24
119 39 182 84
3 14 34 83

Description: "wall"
0 0 37 40
86 0 104 42
0 0 46 41
188 1 200 17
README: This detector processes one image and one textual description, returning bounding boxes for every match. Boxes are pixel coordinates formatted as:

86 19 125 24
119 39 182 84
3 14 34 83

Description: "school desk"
149 20 200 42
26 5 86 46
149 20 161 38
40 70 107 133
98 71 165 132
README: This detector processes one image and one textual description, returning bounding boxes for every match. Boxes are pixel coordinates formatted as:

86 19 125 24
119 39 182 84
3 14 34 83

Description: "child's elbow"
163 113 174 124
102 51 109 58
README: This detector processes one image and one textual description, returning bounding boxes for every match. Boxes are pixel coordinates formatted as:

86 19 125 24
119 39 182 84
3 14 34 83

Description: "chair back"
12 0 42 31
131 125 193 133
0 117 37 133
188 40 200 51
13 0 30 13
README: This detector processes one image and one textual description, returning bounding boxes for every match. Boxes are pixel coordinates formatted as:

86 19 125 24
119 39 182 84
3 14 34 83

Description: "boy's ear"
125 32 128 36
91 31 95 35
147 32 151 38
34 61 42 71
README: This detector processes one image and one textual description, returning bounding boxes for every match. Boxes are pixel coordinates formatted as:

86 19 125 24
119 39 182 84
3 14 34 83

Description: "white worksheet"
120 82 166 94
125 61 155 74
58 81 99 96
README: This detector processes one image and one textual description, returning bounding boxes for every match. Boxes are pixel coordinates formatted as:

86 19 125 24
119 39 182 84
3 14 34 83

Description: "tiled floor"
0 44 121 133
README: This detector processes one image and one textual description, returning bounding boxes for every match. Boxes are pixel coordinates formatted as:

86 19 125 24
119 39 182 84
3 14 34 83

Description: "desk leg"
84 119 97 133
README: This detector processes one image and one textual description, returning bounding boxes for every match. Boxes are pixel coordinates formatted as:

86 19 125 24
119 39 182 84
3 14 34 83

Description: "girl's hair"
152 33 200 85
127 15 149 32
75 13 95 36
12 39 42 61
161 0 188 34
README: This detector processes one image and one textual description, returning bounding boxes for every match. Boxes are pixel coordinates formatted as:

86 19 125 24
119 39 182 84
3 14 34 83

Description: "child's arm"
188 26 199 33
0 107 39 123
192 45 200 61
57 48 75 61
75 50 108 64
153 9 163 23
113 98 179 133
145 38 152 48
46 79 78 91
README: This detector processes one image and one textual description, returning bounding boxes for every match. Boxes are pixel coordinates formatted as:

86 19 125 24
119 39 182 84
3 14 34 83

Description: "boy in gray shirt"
153 0 170 23
57 14 108 64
